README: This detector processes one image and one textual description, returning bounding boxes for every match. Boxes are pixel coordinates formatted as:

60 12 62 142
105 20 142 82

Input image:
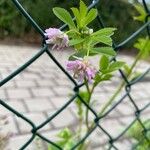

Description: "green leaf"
69 52 85 60
134 4 147 22
69 38 85 46
69 50 97 60
109 61 125 71
63 140 75 150
79 0 88 19
94 74 102 86
130 72 142 81
102 74 113 81
75 91 89 117
92 28 116 36
100 55 109 70
123 64 130 75
48 128 76 150
91 47 116 56
127 119 150 141
134 38 150 59
58 128 72 139
91 35 113 46
48 145 59 150
71 7 80 27
94 73 113 86
53 7 76 29
84 9 97 26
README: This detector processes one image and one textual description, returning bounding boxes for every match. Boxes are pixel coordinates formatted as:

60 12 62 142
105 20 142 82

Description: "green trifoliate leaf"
127 119 150 141
134 4 147 22
109 61 125 72
79 0 88 19
99 55 109 70
75 91 89 117
48 145 58 150
91 35 113 46
48 128 76 150
101 74 113 81
94 74 102 86
130 72 142 81
91 47 116 56
71 7 80 27
63 140 75 150
58 128 72 139
134 38 150 59
126 120 150 150
68 52 85 60
94 73 113 86
92 28 116 36
91 28 116 46
101 61 125 74
69 38 85 46
72 1 97 28
53 7 76 29
123 64 130 75
69 50 97 60
84 8 97 26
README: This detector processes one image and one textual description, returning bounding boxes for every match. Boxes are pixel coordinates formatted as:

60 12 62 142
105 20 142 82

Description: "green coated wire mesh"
0 0 150 149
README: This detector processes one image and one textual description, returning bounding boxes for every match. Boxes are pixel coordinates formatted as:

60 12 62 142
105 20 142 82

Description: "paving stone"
116 100 136 116
100 119 124 138
41 129 61 142
31 88 54 97
93 147 106 150
3 115 18 135
0 105 11 116
130 90 149 101
0 100 26 115
16 80 37 87
133 99 149 110
119 116 135 126
2 81 15 88
0 89 7 99
23 72 40 79
24 98 54 112
92 92 110 104
8 134 35 150
27 67 43 73
89 127 109 146
7 89 31 99
53 86 73 96
140 111 150 120
50 96 76 109
93 104 122 118
0 44 150 150
16 113 51 133
36 79 55 87
55 79 73 87
114 140 133 150
47 109 76 128
40 72 56 79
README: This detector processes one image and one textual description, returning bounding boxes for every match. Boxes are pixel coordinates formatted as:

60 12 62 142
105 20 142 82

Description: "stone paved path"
0 44 149 150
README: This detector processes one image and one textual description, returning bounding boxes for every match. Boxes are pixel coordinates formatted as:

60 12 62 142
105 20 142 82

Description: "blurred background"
0 0 148 46
0 0 150 150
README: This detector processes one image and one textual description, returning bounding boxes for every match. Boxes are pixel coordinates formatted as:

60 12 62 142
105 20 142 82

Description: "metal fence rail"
0 0 150 149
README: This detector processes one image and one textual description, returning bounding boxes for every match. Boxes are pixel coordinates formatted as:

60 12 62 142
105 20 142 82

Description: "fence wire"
0 0 150 149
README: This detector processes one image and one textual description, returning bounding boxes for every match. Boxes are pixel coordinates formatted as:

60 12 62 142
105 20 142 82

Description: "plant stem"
85 82 95 131
85 82 91 130
99 50 143 116
87 51 143 131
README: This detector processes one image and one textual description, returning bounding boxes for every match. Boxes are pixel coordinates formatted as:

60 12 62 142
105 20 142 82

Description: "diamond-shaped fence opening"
0 0 150 149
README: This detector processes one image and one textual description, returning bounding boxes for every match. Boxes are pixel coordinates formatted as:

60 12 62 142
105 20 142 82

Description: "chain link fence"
0 0 150 149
